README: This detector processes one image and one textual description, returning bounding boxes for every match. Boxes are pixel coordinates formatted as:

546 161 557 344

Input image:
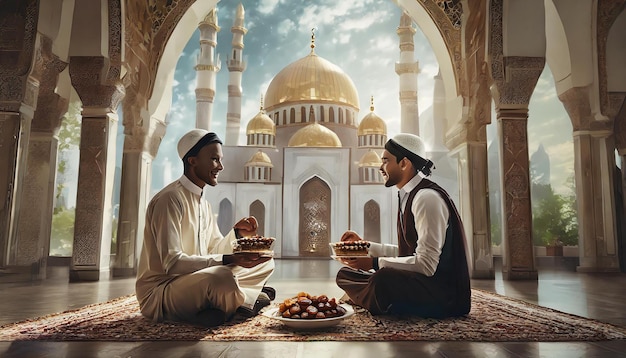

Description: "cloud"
369 34 396 53
276 19 296 36
339 12 386 31
532 75 559 103
257 0 281 15
546 141 575 193
333 33 352 45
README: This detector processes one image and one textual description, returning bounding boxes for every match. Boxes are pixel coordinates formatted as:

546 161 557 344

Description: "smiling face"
380 149 412 189
186 142 224 187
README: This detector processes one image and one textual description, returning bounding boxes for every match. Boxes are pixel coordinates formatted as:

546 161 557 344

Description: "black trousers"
336 266 468 318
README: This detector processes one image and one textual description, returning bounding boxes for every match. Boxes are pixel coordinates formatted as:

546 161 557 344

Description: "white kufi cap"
177 129 222 159
390 133 426 158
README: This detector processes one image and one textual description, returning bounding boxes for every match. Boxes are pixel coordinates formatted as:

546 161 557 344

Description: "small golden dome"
358 150 383 168
245 150 273 167
246 111 275 135
358 96 387 136
358 112 387 136
264 52 360 112
288 123 342 147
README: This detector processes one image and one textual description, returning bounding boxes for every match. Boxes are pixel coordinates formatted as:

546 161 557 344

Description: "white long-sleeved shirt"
368 175 449 276
136 175 237 300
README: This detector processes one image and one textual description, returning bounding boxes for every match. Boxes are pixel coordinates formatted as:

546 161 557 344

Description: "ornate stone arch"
298 176 331 257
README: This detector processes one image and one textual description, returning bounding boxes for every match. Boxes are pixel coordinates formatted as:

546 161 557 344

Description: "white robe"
136 175 274 322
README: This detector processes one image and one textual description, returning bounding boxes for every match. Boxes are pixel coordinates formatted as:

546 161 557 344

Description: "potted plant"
544 235 563 256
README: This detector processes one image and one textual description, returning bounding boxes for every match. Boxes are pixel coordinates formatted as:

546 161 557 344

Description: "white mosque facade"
196 6 457 258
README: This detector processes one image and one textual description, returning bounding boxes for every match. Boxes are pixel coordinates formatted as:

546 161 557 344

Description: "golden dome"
358 97 387 136
264 51 360 111
358 112 387 136
358 150 383 168
246 111 275 135
245 150 273 167
288 123 342 147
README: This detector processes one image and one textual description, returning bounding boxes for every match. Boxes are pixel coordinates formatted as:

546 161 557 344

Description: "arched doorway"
298 176 331 257
218 199 233 236
364 199 381 243
249 200 265 237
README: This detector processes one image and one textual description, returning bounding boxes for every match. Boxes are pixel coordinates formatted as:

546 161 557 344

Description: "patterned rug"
1 289 625 342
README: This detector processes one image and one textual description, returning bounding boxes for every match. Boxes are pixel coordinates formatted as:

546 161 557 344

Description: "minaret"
225 3 248 145
195 8 221 130
395 12 420 135
431 71 447 151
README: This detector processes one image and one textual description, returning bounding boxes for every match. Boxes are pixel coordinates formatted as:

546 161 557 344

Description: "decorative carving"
69 56 125 111
414 0 462 93
607 92 626 120
596 0 626 116
73 119 109 266
299 177 331 257
558 86 594 132
107 0 123 82
498 110 535 272
488 1 545 106
32 35 69 132
420 0 462 29
497 57 545 106
613 93 626 152
0 0 38 112
16 137 54 265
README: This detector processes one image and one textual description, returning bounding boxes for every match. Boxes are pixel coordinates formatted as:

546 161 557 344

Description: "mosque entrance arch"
298 176 331 257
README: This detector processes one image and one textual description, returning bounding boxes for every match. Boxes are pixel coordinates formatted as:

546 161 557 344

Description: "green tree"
50 98 82 255
532 182 578 247
50 208 75 256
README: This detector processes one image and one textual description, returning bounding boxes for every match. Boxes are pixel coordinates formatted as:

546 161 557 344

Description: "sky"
130 0 575 196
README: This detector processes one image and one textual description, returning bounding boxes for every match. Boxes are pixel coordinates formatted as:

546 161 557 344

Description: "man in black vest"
335 133 471 318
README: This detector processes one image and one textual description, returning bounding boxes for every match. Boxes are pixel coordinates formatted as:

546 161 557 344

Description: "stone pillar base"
576 266 620 273
502 269 538 280
472 268 495 279
111 267 136 277
0 265 42 283
69 269 101 282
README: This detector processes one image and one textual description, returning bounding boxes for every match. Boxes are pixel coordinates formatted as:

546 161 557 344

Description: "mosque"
1 0 624 283
194 5 458 258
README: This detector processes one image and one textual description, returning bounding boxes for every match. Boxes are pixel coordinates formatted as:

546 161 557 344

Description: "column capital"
69 56 125 112
558 86 616 132
491 56 545 107
32 36 69 133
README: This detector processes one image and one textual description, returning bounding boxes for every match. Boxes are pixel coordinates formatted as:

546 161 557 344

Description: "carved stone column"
69 57 124 281
491 57 544 280
560 88 621 272
449 135 494 279
439 0 493 279
15 36 68 280
0 108 34 271
496 108 537 279
0 0 40 272
448 72 494 281
112 119 165 277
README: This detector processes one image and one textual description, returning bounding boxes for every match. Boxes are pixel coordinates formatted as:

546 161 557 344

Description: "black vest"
397 178 471 313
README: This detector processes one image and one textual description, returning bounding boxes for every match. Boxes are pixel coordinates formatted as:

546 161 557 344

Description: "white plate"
262 304 354 329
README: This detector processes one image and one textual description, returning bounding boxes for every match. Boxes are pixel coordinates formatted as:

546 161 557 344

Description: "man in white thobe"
136 130 275 327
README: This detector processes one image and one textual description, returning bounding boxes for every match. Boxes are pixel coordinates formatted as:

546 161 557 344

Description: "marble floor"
1 258 625 358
